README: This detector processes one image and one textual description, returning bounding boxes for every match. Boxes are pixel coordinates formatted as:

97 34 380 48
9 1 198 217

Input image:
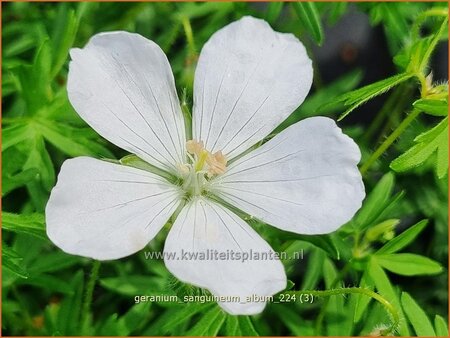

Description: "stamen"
206 151 227 177
186 140 204 156
180 140 228 196
177 163 190 176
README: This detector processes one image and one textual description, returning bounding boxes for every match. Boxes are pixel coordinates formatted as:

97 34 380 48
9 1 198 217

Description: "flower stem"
80 260 101 333
181 15 196 55
315 262 351 334
360 108 422 176
284 287 400 336
364 84 411 142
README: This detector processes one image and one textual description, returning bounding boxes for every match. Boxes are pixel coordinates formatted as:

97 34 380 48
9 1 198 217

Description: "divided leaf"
368 258 410 335
391 117 448 178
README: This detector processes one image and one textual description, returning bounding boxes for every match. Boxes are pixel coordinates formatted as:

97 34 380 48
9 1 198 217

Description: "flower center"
178 140 227 196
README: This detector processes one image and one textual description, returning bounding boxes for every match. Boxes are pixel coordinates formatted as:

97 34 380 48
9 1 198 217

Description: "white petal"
164 197 286 315
210 117 365 234
192 16 312 159
46 157 182 260
68 32 186 174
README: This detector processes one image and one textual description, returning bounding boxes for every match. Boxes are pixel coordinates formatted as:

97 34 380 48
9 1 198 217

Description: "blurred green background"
2 2 448 336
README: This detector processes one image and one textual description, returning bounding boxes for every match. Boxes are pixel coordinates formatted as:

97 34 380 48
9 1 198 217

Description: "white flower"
46 16 365 315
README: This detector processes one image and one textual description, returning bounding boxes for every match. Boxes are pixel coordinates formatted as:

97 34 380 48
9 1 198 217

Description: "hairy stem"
284 287 400 336
80 260 101 333
360 108 422 175
314 262 352 335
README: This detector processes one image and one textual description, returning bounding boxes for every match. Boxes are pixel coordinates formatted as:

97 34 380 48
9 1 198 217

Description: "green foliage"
99 275 167 297
391 117 448 178
401 292 436 336
376 253 442 276
434 315 449 336
414 98 448 117
3 244 29 279
3 212 46 240
291 2 324 45
2 2 448 337
334 72 414 120
376 219 428 254
186 306 227 335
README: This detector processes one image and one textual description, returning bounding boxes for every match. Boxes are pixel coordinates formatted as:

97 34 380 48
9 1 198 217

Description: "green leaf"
368 3 409 54
55 270 84 335
274 306 314 336
295 234 340 259
376 253 443 276
415 17 448 72
17 39 53 114
3 255 29 279
368 258 409 335
395 37 433 70
3 245 29 279
38 120 114 158
2 212 46 240
23 134 56 191
3 244 22 260
301 249 326 290
391 117 448 178
100 275 166 297
327 2 348 25
401 292 436 336
50 5 79 78
118 301 152 334
224 315 240 336
2 168 39 196
434 315 449 336
2 123 33 151
335 72 414 120
98 314 128 336
311 70 363 115
98 302 152 336
186 305 226 336
265 2 284 24
292 2 324 45
413 98 448 117
18 274 74 294
353 172 395 230
237 316 259 336
376 219 428 254
158 303 213 334
28 252 81 275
